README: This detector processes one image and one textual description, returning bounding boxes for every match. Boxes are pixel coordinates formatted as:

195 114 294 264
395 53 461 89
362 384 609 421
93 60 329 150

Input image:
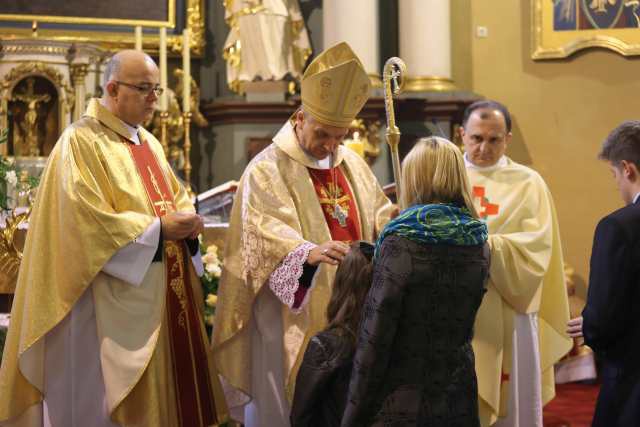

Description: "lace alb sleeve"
268 242 317 310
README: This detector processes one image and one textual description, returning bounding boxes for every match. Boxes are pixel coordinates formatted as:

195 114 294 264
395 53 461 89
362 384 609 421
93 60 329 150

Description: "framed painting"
0 0 205 56
0 1 174 27
532 0 640 59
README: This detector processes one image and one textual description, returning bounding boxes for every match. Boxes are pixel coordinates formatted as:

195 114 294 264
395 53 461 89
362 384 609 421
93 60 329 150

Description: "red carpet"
543 383 600 427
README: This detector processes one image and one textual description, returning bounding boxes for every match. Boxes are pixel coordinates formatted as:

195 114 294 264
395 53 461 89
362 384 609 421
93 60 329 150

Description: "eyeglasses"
115 81 164 97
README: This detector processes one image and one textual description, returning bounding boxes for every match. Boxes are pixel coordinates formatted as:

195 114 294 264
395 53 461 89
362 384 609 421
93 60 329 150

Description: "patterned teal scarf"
375 203 488 258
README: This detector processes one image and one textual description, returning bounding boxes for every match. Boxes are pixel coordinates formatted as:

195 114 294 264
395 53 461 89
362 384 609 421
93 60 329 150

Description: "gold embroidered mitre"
301 42 371 128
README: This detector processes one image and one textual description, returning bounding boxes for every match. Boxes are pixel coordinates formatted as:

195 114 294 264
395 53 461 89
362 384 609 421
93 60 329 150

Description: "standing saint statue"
223 0 312 93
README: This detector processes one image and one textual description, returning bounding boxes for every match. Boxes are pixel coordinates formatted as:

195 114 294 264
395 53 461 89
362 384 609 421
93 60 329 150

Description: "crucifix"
12 78 52 156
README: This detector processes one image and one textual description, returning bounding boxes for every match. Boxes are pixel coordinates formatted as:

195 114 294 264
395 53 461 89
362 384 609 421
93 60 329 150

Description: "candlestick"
182 112 193 195
134 26 143 51
182 29 191 114
160 111 169 157
159 27 168 111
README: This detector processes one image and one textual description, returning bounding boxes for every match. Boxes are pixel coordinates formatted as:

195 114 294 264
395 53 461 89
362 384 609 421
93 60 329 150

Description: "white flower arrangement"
4 170 17 187
200 242 222 329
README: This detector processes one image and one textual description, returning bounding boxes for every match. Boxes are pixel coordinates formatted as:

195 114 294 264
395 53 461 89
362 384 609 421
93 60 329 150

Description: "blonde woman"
341 137 490 427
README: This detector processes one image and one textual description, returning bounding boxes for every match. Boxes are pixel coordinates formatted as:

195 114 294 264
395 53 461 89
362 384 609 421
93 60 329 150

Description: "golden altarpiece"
0 1 207 312
0 39 105 300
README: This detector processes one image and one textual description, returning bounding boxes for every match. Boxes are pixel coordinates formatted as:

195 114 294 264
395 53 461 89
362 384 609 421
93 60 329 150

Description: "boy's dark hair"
462 100 512 133
599 120 640 169
325 241 374 343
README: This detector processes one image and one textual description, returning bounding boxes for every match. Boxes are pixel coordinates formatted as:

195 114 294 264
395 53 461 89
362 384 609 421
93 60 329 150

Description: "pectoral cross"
147 166 173 215
332 203 348 228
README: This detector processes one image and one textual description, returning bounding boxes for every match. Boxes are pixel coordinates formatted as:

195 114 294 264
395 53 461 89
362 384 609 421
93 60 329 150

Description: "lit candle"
134 26 143 51
344 132 365 158
159 27 168 111
182 29 191 113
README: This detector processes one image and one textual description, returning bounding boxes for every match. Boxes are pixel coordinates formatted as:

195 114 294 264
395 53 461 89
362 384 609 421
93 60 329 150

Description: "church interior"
0 1 638 426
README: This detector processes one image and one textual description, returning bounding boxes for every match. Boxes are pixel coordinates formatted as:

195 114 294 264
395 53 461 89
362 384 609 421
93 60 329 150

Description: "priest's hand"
566 316 583 338
161 211 204 240
307 241 350 266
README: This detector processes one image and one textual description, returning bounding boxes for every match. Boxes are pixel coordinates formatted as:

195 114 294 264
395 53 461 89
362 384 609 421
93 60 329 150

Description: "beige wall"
451 0 640 283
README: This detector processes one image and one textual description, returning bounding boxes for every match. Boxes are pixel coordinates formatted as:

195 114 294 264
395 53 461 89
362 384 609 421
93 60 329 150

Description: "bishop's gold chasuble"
0 99 227 426
467 158 571 425
212 122 394 402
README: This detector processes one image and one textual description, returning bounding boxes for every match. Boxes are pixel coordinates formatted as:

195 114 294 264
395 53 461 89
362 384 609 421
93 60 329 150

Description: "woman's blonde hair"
399 136 479 217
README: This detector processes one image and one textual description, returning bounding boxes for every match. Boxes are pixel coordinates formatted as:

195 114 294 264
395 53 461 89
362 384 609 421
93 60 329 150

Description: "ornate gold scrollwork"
168 0 206 56
0 209 30 293
69 64 90 87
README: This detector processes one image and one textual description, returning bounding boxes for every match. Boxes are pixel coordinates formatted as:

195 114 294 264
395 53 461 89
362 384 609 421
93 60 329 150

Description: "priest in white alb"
459 100 572 427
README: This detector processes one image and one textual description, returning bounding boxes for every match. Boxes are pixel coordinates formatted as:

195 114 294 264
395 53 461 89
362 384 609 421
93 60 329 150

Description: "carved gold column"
399 0 455 92
323 0 381 87
70 64 89 121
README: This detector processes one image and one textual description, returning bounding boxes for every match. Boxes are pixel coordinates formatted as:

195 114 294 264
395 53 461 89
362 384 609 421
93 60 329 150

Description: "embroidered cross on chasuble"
308 166 361 242
127 137 220 426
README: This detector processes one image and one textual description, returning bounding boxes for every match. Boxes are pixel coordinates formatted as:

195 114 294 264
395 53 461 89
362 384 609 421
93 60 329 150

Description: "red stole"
307 166 361 242
127 138 219 426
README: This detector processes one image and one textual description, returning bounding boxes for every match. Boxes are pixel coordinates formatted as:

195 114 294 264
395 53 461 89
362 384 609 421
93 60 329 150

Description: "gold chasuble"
0 99 227 426
212 122 394 402
467 157 571 425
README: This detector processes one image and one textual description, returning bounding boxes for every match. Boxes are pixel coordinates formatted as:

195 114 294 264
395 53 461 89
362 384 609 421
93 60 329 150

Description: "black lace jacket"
341 235 490 427
291 328 354 427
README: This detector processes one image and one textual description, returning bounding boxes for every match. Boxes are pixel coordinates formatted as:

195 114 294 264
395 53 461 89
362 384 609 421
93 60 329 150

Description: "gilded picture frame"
0 0 205 56
0 1 175 28
532 0 640 59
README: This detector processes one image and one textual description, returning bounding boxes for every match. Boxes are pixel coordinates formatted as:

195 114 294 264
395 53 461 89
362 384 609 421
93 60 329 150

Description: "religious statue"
223 0 312 93
11 78 51 157
173 68 208 127
147 91 186 170
146 71 208 173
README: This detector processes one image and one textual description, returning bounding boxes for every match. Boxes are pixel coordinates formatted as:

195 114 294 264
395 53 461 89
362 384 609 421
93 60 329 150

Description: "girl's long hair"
325 241 374 343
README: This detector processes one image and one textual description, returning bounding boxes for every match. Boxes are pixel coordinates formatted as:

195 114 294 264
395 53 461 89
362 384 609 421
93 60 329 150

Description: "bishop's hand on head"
307 241 350 266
